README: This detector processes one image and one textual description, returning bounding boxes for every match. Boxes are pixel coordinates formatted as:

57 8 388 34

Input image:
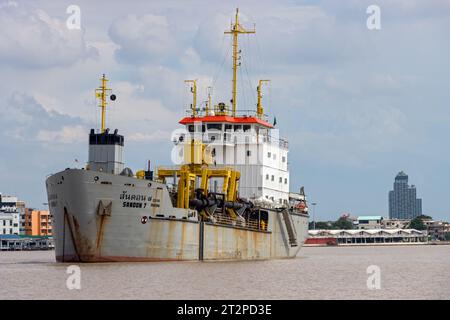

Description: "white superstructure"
178 119 290 205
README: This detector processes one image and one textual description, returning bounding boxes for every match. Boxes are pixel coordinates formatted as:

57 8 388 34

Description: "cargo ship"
45 9 309 262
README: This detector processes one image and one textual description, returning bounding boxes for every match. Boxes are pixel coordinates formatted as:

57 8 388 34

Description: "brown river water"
0 245 449 299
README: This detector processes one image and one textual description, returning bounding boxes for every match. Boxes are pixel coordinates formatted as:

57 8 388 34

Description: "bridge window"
234 125 242 131
243 125 251 132
195 124 206 132
207 123 222 130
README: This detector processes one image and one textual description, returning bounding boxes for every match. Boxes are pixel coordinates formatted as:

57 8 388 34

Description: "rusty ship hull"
46 169 309 262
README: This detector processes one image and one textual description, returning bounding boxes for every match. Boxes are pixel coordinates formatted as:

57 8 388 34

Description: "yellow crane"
157 140 241 218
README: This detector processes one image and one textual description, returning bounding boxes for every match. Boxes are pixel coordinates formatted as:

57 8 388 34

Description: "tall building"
0 194 20 235
24 209 52 236
17 200 26 234
388 171 422 219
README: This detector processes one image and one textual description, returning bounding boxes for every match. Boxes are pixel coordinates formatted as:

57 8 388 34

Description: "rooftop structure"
357 216 384 230
382 218 410 229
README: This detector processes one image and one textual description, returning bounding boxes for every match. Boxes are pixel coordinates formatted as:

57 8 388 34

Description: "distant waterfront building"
307 228 427 245
0 194 52 237
388 171 422 219
24 209 52 236
382 218 410 229
17 200 26 234
0 194 20 235
422 219 449 241
357 216 383 229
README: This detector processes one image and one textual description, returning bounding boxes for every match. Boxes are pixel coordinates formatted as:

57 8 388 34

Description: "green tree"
332 216 354 230
408 215 432 230
309 221 335 230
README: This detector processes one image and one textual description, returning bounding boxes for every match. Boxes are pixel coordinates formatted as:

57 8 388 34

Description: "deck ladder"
282 209 298 247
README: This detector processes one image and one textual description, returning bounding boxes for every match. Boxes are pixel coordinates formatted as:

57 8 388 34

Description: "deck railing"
210 213 267 231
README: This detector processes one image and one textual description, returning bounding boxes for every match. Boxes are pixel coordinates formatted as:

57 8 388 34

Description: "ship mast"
206 86 212 116
95 74 113 133
257 80 270 119
185 79 197 117
224 8 255 117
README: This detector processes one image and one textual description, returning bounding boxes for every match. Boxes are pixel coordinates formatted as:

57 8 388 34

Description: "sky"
1 0 450 221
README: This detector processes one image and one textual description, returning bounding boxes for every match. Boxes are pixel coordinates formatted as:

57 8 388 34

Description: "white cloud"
127 130 171 142
180 47 202 69
109 14 176 65
0 2 98 68
289 103 408 167
1 92 84 143
99 80 180 141
137 64 218 111
36 125 86 143
193 12 231 63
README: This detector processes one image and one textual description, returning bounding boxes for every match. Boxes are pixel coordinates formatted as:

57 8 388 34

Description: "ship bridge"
178 103 289 205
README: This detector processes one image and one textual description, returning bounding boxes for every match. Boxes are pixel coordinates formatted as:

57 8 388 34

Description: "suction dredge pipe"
189 198 246 210
189 195 253 212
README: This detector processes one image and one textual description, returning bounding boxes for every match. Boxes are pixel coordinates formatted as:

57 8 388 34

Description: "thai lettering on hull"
120 190 152 209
